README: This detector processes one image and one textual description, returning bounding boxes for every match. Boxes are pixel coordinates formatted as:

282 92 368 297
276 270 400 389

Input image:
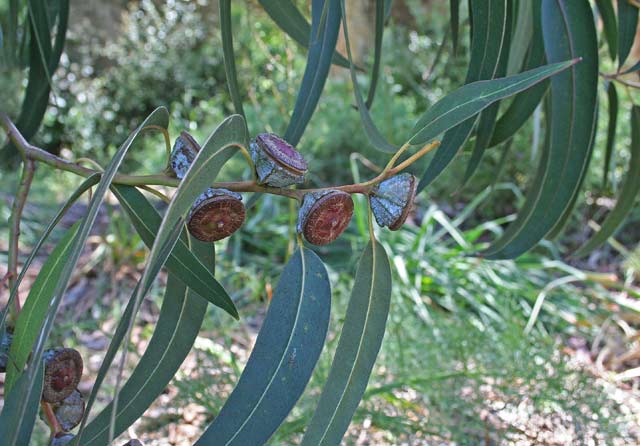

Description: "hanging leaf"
340 0 396 153
220 0 245 119
111 185 235 315
365 0 386 108
483 0 599 259
195 247 331 446
4 221 80 393
258 0 351 69
621 59 640 74
574 106 640 257
462 0 513 184
450 0 460 55
596 0 618 60
603 82 619 189
2 0 69 165
301 240 392 446
0 361 44 446
418 0 517 190
617 0 639 69
0 107 170 446
490 0 548 148
284 0 341 145
77 241 212 446
506 0 533 75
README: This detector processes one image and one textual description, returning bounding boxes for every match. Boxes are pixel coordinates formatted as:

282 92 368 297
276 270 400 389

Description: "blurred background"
1 0 640 444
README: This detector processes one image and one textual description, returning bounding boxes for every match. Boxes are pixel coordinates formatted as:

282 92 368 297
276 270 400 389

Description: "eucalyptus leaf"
301 240 392 446
574 106 640 257
220 0 245 119
196 247 331 446
596 0 618 60
603 82 619 189
617 0 639 69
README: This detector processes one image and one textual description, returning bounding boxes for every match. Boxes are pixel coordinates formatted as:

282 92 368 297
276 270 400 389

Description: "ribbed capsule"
121 440 144 446
297 190 354 245
42 348 83 403
250 133 308 187
169 131 201 179
370 173 417 230
53 389 85 432
50 433 75 446
188 188 246 242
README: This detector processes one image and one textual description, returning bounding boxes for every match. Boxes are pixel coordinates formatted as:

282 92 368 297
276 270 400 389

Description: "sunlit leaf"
196 247 331 446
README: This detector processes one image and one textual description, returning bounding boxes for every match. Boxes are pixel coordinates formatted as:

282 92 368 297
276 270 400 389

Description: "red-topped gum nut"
188 188 245 242
250 133 308 187
42 348 83 403
297 190 354 245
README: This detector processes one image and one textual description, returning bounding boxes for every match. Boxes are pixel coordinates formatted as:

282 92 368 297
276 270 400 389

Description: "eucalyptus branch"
6 158 35 316
1 113 438 204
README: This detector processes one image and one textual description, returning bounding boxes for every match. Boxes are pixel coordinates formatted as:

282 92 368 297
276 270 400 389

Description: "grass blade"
574 106 640 257
301 240 392 446
111 185 234 313
259 0 351 69
195 247 331 446
78 240 212 446
483 0 599 259
284 0 342 146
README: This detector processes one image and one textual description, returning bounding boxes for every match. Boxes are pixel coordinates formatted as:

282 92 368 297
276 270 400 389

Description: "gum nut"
0 331 13 373
42 348 83 403
250 133 308 187
54 389 85 432
298 190 354 245
370 173 417 230
50 433 75 446
170 131 201 179
188 188 245 242
122 441 144 446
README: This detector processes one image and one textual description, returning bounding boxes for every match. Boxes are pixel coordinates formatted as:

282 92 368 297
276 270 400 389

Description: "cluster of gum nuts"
171 132 418 244
0 339 142 445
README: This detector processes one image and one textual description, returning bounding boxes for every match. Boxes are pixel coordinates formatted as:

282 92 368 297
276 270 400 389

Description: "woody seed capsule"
250 133 308 187
370 173 417 230
0 331 12 373
42 348 83 403
188 188 246 242
53 389 85 432
169 131 201 179
50 433 75 446
297 190 354 245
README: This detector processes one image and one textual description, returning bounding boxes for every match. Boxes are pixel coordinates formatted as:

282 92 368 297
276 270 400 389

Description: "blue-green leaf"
77 240 212 446
284 0 341 145
603 81 619 188
596 0 618 60
196 247 331 446
450 0 460 55
220 0 245 119
574 105 640 256
111 185 234 314
365 0 385 108
483 0 599 259
617 0 639 68
259 0 351 69
301 240 391 446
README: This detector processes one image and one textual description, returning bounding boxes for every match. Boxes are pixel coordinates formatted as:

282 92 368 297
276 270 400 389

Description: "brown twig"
7 158 35 316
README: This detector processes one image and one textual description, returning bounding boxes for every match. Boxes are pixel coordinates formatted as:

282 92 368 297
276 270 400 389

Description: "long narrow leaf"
259 0 351 69
483 0 599 259
0 361 44 446
0 107 169 446
301 240 392 446
111 185 234 314
603 81 619 188
450 0 460 55
4 221 80 393
596 0 618 60
196 247 331 446
574 106 640 256
78 241 212 446
284 0 341 145
617 0 639 69
365 0 385 108
220 0 245 119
